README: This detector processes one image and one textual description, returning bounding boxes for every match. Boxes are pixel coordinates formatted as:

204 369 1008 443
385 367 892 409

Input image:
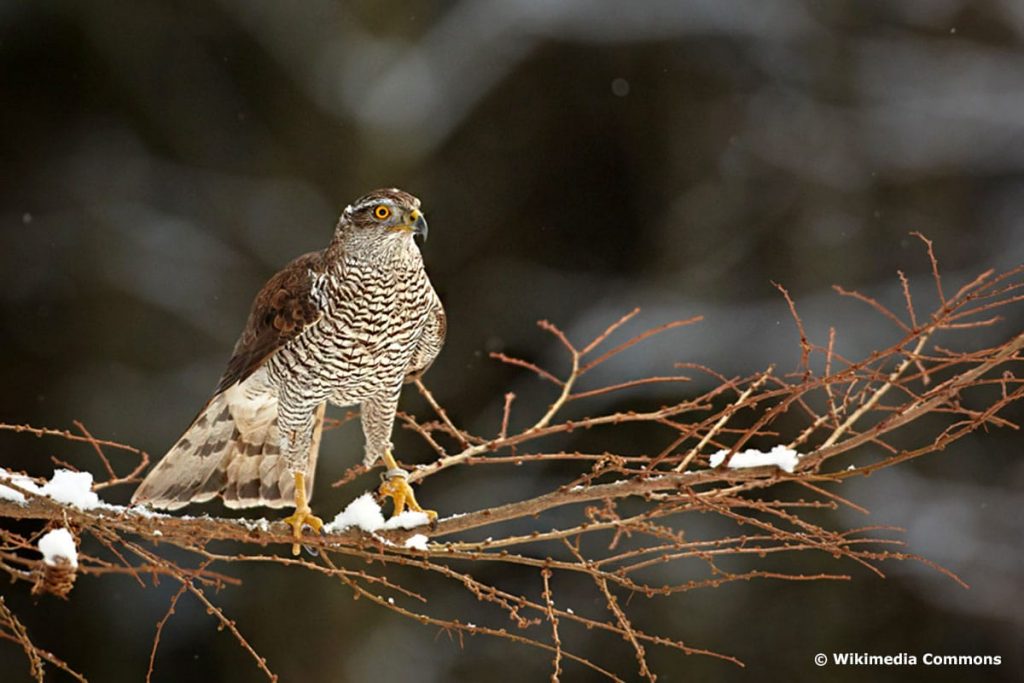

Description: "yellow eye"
373 205 392 220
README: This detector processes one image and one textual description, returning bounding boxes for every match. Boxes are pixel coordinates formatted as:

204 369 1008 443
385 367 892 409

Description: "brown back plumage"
216 250 326 394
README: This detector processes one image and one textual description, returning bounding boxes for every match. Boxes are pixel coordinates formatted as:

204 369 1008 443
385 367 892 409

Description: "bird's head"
334 188 428 256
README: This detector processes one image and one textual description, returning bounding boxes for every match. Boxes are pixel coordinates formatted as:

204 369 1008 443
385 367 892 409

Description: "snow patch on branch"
0 470 38 503
404 534 429 550
42 470 101 508
384 510 431 530
709 445 801 473
38 528 78 568
324 493 386 532
324 493 432 533
0 468 102 509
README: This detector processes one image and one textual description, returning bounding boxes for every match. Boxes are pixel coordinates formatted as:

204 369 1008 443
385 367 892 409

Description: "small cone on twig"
33 557 77 599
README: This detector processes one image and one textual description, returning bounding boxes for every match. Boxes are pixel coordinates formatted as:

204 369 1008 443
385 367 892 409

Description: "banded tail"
132 392 325 510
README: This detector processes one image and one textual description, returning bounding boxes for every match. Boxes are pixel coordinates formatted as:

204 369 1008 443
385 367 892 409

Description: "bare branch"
1 245 1020 679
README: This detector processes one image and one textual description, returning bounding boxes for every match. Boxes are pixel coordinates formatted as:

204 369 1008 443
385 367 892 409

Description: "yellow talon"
378 450 436 521
282 472 323 555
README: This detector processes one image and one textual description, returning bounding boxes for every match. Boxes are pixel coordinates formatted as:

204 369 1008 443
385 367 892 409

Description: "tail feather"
133 391 327 511
221 401 326 508
131 395 236 509
222 423 289 509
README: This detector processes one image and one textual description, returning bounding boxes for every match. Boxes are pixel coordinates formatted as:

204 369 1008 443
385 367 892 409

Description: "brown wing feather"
216 251 327 394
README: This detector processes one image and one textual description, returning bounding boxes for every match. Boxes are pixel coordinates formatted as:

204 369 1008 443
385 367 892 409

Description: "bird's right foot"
282 472 323 555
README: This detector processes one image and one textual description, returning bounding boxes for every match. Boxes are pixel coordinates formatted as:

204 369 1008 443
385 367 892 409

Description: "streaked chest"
306 260 434 370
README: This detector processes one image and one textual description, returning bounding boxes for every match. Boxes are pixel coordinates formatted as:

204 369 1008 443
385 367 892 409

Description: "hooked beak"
390 209 428 240
410 209 428 241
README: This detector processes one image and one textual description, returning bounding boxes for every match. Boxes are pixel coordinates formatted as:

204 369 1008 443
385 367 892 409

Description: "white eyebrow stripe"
350 197 399 213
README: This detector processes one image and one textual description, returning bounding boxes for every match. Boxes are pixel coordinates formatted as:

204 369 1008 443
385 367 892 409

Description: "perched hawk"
132 188 445 552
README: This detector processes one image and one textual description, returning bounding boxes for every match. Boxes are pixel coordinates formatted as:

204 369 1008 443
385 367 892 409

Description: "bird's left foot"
379 469 436 521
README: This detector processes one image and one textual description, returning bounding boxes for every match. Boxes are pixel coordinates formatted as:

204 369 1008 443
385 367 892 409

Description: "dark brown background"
1 1 1021 681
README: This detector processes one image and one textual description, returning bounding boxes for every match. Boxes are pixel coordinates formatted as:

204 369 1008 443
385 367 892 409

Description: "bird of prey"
132 188 445 553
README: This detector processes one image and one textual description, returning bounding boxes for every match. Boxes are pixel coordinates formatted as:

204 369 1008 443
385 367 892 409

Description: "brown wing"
215 251 326 394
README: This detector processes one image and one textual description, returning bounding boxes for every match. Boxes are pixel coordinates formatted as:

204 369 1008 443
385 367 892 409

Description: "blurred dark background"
1 1 1022 681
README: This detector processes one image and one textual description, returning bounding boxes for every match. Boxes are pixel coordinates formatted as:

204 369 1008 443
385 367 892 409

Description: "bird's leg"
378 450 436 521
278 400 326 555
281 471 324 556
363 395 436 521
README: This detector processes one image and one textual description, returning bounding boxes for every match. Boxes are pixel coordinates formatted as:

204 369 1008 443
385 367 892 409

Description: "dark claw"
298 524 327 556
